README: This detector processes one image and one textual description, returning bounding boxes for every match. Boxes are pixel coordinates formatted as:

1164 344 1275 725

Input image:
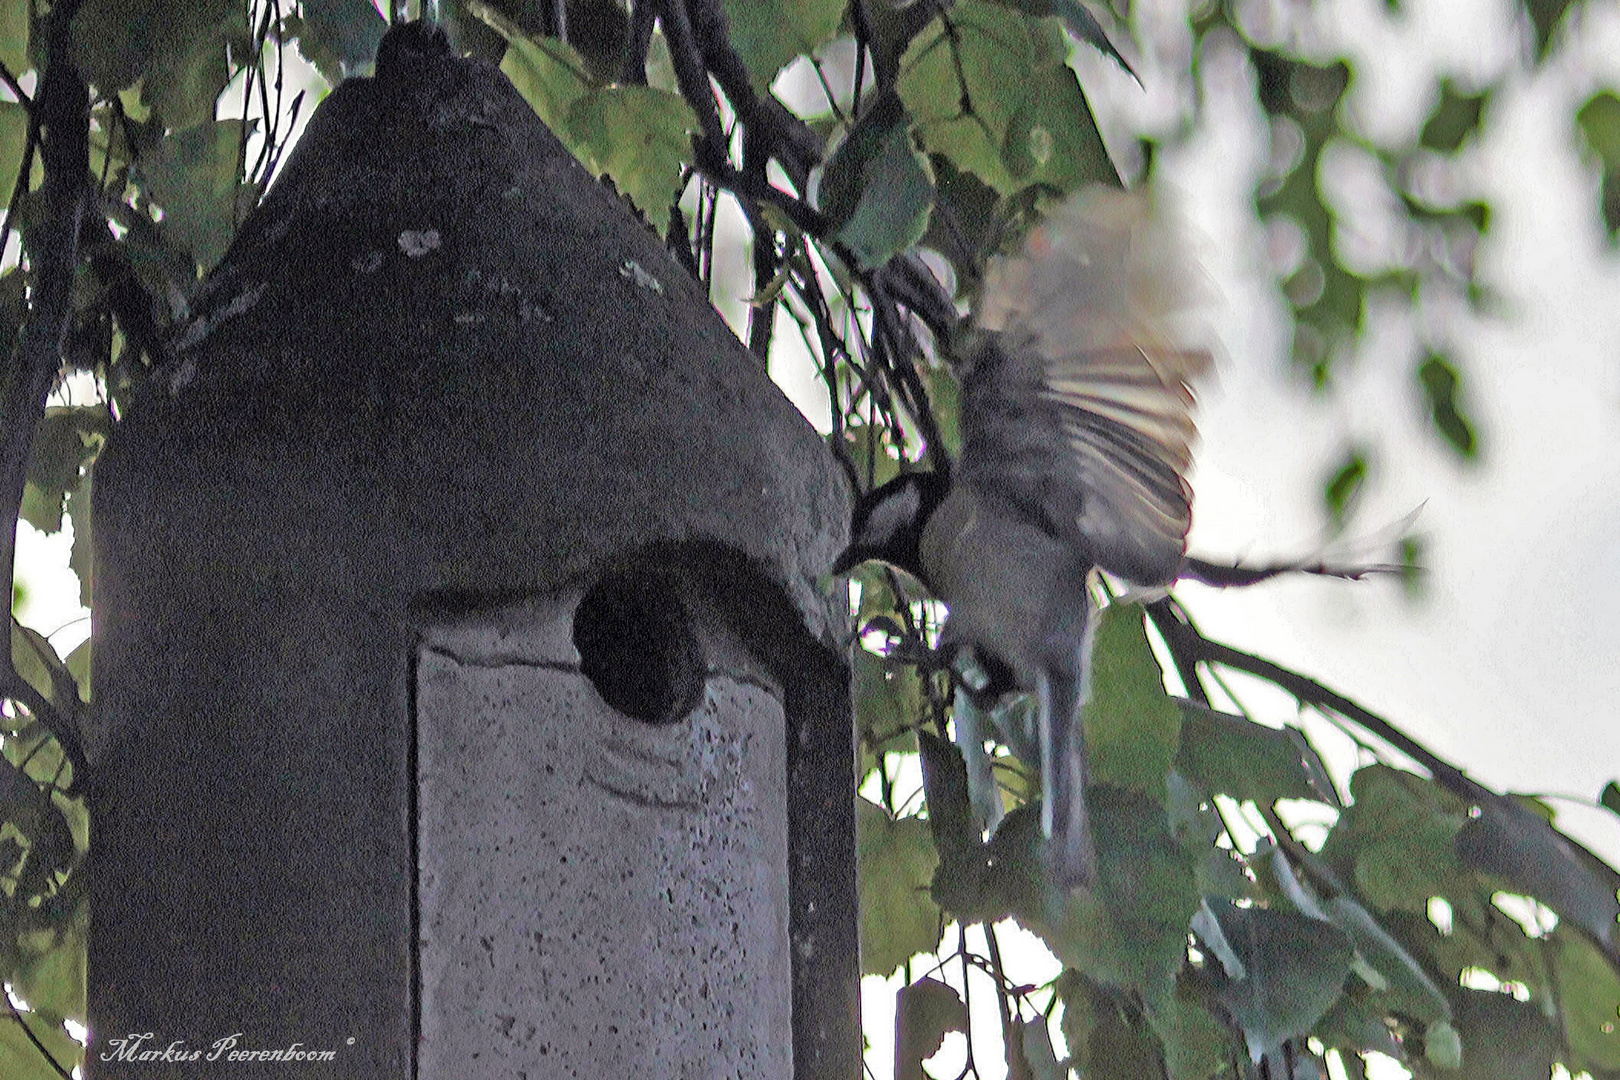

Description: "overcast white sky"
1162 0 1620 869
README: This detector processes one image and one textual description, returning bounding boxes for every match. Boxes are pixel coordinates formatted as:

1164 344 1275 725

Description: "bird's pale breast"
920 484 1094 677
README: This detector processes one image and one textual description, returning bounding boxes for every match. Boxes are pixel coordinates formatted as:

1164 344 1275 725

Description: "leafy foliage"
1578 89 1620 240
0 1 1615 1078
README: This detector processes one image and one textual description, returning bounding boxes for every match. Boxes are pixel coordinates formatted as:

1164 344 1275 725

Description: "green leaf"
839 423 907 493
1578 91 1620 168
857 797 943 977
65 471 92 610
1411 988 1559 1080
1056 971 1100 1070
1017 1015 1066 1080
103 202 204 325
138 121 246 270
1577 92 1620 239
18 482 60 535
1322 447 1367 526
499 32 591 133
0 747 54 838
898 0 1115 197
62 639 90 703
0 0 26 76
9 911 85 1031
288 0 386 84
1381 900 1540 999
721 0 847 91
1423 1018 1461 1069
1036 788 1197 994
918 728 978 866
1602 780 1620 816
0 97 26 207
1058 973 1176 1080
1145 986 1234 1080
1554 933 1620 1070
1208 899 1353 1061
921 726 1028 920
1084 604 1180 794
10 619 81 718
920 152 1000 292
896 977 967 1080
22 406 108 538
0 1006 82 1079
0 100 29 212
1524 0 1574 60
821 90 935 269
1175 701 1339 808
852 646 923 778
73 0 246 130
1252 52 1361 376
565 85 698 228
6 791 75 903
1419 80 1488 153
1455 793 1620 958
1323 896 1450 1023
924 364 963 462
1085 1001 1168 1080
1416 352 1478 459
1313 990 1404 1060
145 10 241 132
990 0 1138 80
1319 764 1468 913
1398 533 1425 598
1602 169 1620 240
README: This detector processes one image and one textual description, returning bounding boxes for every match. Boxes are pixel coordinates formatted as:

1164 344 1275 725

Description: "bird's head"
832 470 951 585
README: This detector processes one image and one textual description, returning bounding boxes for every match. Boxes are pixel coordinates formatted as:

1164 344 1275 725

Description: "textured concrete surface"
88 29 854 1080
416 597 791 1078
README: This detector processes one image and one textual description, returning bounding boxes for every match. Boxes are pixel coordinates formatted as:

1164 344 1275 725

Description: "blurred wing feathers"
968 189 1212 585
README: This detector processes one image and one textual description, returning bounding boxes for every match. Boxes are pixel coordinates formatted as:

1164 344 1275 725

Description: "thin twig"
2 993 73 1079
683 0 822 186
1180 555 1404 587
983 922 1018 1072
1143 599 1209 706
658 0 727 163
0 56 32 108
621 0 656 84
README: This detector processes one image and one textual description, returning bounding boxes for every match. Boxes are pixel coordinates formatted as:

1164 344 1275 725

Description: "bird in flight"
835 187 1212 888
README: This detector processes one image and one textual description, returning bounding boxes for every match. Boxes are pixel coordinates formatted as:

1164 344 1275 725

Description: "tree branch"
683 0 823 188
657 0 727 163
1143 599 1209 706
0 5 90 783
621 0 656 85
1180 555 1404 588
0 57 32 110
2 993 73 1079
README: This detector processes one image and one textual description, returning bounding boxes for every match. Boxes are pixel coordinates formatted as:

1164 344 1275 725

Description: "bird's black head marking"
833 471 950 583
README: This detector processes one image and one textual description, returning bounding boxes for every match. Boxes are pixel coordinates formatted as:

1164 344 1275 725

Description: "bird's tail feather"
1038 665 1095 889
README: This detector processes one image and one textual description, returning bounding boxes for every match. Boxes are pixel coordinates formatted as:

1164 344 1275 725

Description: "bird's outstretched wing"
965 188 1212 586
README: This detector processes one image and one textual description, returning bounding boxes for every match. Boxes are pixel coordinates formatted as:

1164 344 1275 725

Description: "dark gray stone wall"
88 32 854 1079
